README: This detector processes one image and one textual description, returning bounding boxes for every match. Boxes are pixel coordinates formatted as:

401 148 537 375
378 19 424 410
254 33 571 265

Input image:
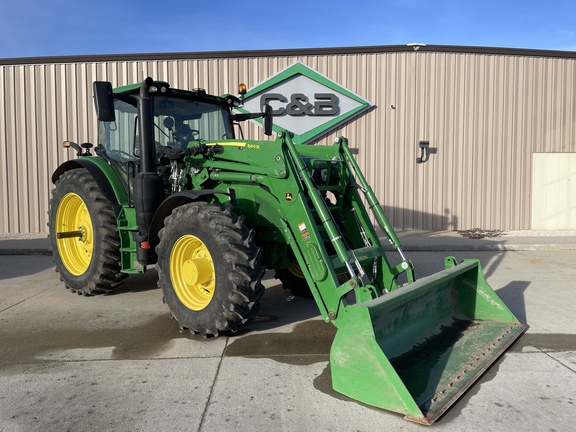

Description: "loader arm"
271 132 417 320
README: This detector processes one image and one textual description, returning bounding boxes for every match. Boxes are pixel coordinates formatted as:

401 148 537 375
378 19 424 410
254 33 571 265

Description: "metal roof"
1 44 575 66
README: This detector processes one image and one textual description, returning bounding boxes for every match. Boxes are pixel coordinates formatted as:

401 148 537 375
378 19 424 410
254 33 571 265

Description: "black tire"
48 168 126 295
156 202 265 337
275 261 313 298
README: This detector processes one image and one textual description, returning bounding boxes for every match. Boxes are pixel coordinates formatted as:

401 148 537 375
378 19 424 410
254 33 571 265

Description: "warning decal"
298 222 310 240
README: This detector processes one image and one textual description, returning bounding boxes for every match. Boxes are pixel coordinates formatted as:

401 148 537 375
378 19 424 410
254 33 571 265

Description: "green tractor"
49 77 525 425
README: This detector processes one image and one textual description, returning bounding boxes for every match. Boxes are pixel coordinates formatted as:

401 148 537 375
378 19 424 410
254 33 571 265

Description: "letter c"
261 93 287 116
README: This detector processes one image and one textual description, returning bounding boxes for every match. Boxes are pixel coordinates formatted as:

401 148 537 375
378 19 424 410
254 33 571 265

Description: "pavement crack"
543 351 576 373
197 336 229 432
0 283 60 314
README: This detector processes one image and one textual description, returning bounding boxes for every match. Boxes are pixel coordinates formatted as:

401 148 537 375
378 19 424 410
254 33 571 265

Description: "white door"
532 153 576 229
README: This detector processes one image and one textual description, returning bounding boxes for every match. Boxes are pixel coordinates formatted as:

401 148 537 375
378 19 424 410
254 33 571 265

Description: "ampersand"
286 93 314 116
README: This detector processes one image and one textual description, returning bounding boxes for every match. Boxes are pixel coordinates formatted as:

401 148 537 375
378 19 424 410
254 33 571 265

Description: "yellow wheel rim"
55 193 94 276
288 261 305 279
170 234 215 311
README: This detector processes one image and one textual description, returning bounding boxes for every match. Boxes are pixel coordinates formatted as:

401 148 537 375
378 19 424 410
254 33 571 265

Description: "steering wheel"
176 128 200 142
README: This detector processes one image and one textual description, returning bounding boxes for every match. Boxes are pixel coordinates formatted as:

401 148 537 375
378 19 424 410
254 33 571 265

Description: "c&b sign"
238 62 373 144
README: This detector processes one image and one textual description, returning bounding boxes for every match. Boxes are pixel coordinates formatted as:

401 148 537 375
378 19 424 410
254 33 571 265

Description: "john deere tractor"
49 77 524 424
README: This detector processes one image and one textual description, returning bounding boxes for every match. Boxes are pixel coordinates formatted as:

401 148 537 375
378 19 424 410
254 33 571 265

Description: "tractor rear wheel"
48 168 126 295
275 261 313 298
157 202 265 337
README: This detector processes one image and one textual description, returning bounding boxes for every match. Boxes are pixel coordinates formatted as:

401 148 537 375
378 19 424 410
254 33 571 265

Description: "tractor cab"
93 80 271 199
94 81 238 194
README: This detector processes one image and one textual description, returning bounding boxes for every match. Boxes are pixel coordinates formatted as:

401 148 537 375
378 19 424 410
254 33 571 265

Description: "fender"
52 158 129 216
148 190 228 249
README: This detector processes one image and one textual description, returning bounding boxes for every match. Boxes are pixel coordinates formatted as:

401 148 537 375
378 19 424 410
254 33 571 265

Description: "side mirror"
93 81 115 122
263 104 273 136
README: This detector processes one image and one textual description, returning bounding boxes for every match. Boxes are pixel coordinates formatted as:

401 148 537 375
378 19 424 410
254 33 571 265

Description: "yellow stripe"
207 142 246 147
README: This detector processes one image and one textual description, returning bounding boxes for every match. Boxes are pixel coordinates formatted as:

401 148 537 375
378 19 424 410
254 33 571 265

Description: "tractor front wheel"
157 202 265 337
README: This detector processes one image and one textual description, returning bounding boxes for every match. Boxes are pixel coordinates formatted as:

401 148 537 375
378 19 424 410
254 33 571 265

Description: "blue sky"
1 0 575 59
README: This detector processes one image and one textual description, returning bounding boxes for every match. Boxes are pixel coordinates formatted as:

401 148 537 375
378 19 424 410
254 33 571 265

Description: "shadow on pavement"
108 268 161 295
495 280 530 327
0 255 54 280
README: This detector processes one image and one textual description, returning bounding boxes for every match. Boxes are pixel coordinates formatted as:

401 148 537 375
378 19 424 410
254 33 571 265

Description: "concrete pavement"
0 233 575 431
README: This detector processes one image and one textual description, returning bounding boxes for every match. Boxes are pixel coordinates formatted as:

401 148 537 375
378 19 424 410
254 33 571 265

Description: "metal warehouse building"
1 44 575 234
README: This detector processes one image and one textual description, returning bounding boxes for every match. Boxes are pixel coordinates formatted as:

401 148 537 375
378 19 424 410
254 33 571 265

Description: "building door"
532 153 576 229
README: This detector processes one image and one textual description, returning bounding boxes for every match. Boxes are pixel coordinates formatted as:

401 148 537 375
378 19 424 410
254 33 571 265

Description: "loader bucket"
330 258 525 425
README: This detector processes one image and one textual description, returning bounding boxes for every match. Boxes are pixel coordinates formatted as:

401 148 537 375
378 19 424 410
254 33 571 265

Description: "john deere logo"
285 192 293 202
239 62 373 144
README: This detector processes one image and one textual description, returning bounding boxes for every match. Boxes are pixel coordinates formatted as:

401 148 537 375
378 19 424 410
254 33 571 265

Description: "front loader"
49 77 525 425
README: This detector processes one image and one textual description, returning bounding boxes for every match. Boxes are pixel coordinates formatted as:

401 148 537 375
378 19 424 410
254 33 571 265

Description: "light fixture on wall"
416 140 430 163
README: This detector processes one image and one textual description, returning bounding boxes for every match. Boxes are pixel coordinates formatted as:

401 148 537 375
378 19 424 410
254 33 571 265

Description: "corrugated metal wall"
1 47 575 234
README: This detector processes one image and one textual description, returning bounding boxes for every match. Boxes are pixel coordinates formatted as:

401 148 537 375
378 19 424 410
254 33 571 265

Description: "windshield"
153 96 234 147
97 94 233 159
